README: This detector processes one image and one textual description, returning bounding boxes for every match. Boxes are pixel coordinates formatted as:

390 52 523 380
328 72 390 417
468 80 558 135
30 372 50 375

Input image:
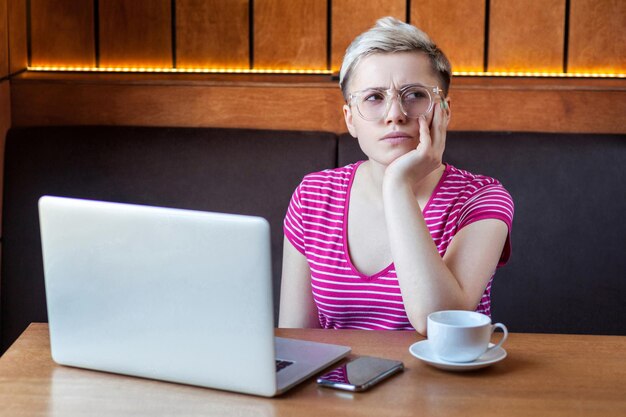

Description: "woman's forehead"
350 51 438 90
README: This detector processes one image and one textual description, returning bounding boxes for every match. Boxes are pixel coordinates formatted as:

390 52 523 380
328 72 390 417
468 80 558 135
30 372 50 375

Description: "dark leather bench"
340 132 626 335
1 126 624 353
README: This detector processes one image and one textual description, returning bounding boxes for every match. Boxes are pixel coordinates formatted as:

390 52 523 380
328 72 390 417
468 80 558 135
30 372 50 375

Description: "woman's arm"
278 238 321 328
383 102 509 334
384 183 508 334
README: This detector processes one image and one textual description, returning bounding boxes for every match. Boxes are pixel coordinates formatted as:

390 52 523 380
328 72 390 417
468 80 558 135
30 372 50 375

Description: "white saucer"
409 340 507 371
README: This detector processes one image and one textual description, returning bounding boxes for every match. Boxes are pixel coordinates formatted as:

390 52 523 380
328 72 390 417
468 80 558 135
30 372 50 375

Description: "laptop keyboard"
275 359 294 372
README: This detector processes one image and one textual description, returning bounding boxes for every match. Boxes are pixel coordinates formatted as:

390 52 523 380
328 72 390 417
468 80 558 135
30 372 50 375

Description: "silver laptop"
38 196 350 397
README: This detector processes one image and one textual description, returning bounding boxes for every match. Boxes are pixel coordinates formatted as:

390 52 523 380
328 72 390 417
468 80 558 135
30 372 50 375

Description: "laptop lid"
39 196 348 397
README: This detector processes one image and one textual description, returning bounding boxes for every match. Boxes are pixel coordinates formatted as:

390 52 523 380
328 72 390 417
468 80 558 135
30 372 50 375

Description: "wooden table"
1 324 625 417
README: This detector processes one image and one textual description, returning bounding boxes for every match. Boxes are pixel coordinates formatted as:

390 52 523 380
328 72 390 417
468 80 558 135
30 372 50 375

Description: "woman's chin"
368 150 412 167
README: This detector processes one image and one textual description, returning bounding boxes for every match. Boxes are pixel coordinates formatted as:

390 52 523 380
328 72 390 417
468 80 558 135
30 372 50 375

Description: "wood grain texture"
449 78 626 132
331 0 405 73
412 0 486 72
568 0 626 74
99 0 172 68
30 0 95 67
7 0 27 73
489 0 566 72
254 0 327 70
10 75 345 131
9 73 626 134
176 0 249 69
0 0 8 77
1 324 626 417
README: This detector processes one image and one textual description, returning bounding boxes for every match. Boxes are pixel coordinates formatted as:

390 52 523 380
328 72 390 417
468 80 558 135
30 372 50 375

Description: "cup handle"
487 323 508 352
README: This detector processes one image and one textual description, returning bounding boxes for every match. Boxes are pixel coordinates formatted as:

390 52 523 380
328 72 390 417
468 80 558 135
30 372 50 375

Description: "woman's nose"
384 96 407 124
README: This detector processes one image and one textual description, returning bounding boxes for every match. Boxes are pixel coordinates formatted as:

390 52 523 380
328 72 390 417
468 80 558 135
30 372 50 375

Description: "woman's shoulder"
300 162 362 186
443 164 514 216
443 165 514 230
444 164 507 191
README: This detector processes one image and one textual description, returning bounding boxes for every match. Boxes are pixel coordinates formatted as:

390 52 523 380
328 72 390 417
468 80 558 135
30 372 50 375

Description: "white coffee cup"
427 310 508 363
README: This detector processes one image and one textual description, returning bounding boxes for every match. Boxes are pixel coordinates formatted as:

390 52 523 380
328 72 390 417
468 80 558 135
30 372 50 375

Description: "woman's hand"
384 100 450 189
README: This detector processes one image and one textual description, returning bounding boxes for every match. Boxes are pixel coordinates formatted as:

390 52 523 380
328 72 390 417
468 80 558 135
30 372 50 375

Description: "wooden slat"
489 0 565 72
176 0 249 69
0 0 8 77
331 0 405 73
30 0 94 67
9 73 626 134
412 0 485 73
449 79 625 132
99 0 172 68
568 0 626 74
10 75 345 132
8 0 27 73
254 0 327 70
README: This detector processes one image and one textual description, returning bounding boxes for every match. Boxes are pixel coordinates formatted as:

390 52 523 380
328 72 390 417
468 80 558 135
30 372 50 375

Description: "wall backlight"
454 71 626 78
27 66 626 78
28 66 333 75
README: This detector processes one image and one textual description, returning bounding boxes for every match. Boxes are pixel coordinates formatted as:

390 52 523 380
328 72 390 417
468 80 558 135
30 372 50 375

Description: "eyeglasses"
349 84 443 121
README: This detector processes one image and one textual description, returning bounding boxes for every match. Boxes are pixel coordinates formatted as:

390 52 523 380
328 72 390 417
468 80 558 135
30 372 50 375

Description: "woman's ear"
343 104 358 138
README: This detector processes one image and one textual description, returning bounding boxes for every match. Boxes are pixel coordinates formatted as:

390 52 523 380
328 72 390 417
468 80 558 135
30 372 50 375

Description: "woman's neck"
358 159 446 207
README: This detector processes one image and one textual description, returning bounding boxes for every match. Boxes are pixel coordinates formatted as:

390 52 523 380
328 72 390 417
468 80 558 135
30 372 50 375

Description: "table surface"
1 323 625 417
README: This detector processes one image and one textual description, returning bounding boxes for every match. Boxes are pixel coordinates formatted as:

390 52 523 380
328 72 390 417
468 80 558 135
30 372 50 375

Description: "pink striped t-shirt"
283 162 514 330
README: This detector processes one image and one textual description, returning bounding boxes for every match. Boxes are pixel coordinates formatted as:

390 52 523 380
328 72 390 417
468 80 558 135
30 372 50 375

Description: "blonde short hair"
339 17 452 101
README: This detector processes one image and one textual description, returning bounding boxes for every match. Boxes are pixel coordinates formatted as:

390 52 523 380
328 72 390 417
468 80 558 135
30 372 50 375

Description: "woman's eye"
363 92 384 102
404 90 428 100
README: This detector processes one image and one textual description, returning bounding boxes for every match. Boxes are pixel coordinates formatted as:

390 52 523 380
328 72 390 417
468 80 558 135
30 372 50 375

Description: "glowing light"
26 66 626 78
27 66 333 75
453 70 625 78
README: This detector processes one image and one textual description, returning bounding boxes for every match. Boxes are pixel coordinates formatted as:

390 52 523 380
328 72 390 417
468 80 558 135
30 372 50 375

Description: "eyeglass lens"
356 86 433 120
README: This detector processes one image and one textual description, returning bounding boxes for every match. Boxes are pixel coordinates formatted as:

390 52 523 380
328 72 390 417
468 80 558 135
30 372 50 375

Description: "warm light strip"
27 66 332 75
454 70 626 78
27 66 626 78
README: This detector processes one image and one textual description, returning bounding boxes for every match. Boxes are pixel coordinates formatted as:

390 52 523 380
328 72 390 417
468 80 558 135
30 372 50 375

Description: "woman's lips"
381 132 413 145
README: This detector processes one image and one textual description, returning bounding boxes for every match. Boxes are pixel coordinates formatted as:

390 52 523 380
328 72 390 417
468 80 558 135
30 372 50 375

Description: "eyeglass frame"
348 83 444 121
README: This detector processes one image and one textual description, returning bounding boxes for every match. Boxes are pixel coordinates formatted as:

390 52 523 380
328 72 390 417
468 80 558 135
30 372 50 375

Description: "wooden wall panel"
412 0 485 72
8 0 27 73
0 80 11 131
10 74 626 134
11 0 623 75
0 0 8 77
331 0 405 73
450 79 625 132
10 78 345 132
568 0 626 74
176 0 249 69
489 0 565 72
254 0 327 70
30 0 94 67
99 0 172 68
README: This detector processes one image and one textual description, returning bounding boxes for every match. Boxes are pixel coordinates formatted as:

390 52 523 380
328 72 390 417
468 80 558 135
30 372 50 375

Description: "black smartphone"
316 356 404 392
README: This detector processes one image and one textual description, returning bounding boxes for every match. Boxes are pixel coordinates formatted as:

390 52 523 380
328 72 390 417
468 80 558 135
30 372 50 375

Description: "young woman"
279 17 513 335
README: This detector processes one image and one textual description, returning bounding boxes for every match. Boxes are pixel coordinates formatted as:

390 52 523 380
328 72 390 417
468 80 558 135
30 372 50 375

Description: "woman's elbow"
410 316 428 336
